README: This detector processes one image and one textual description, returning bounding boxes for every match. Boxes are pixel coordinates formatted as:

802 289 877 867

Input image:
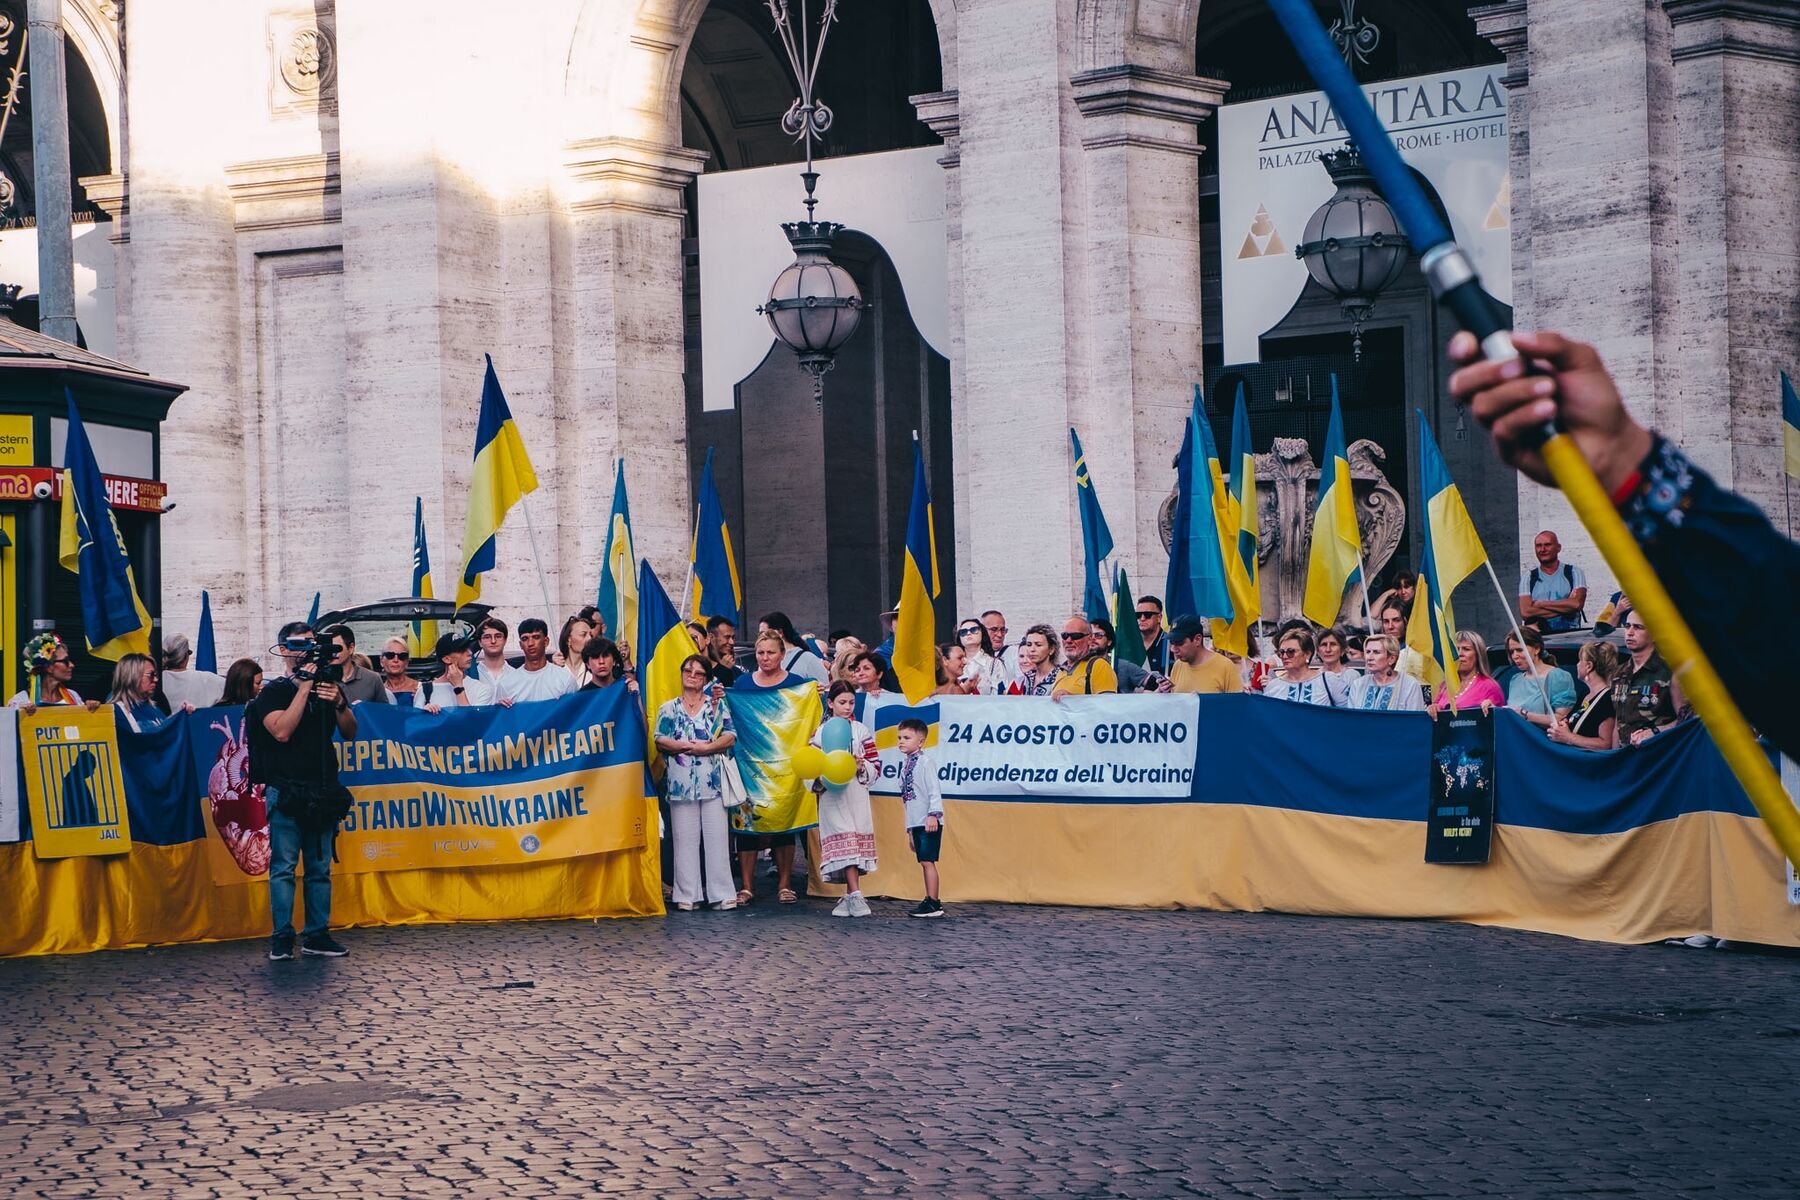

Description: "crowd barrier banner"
21 708 131 858
0 688 663 957
726 683 821 834
1425 710 1496 864
331 690 649 873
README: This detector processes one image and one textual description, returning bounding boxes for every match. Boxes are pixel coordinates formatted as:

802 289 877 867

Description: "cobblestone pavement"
2 899 1796 1198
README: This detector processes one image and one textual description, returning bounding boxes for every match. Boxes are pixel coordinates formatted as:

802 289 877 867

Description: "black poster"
1425 710 1496 865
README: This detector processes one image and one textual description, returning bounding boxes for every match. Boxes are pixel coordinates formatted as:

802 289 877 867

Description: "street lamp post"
1294 147 1409 362
754 0 867 407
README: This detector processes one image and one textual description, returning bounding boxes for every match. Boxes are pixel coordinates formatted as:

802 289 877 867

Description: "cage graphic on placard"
37 739 121 830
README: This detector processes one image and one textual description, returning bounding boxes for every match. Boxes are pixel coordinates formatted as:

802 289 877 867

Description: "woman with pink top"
1427 630 1505 717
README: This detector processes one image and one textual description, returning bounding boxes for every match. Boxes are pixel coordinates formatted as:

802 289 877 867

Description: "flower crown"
22 632 65 675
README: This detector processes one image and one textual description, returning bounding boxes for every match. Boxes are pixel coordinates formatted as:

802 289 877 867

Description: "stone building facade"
5 0 1793 655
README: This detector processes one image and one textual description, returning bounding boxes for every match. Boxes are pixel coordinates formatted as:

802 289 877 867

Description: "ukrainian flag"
596 460 638 643
1210 386 1260 655
408 496 438 658
892 437 941 703
690 447 742 628
1302 379 1363 628
871 698 940 751
1783 371 1800 481
58 391 151 659
1405 411 1489 697
637 557 698 769
1070 427 1114 621
455 355 539 607
1164 386 1234 626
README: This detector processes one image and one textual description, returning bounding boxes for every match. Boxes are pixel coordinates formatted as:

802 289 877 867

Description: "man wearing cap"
1162 617 1242 694
161 633 225 709
425 631 493 711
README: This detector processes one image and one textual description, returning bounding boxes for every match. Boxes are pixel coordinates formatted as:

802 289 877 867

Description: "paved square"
2 901 1795 1197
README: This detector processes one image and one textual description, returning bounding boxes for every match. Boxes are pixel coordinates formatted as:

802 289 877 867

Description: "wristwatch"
453 686 465 695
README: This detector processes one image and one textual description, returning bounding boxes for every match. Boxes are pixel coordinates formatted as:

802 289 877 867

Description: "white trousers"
670 793 735 904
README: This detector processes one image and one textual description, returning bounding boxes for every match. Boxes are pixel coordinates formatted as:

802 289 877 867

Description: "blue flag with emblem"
58 391 151 659
195 590 217 675
456 355 539 607
408 496 438 657
1070 427 1114 621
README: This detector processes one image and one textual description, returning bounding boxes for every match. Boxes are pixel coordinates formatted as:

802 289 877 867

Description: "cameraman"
249 621 358 961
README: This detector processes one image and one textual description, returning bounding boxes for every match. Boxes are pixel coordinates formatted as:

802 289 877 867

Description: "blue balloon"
820 716 853 753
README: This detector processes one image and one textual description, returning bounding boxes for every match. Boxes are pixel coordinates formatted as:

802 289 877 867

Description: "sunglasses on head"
381 650 409 660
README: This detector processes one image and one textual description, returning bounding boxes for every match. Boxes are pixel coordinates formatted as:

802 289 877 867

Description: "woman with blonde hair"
1427 631 1504 716
1348 634 1426 711
1549 640 1621 751
379 637 424 706
108 652 179 732
1011 624 1063 696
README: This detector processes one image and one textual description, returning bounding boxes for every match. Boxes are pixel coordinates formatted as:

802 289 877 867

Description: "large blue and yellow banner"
331 689 649 873
725 683 821 834
22 707 131 858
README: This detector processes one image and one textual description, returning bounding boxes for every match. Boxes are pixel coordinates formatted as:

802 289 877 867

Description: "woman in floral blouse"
654 655 739 911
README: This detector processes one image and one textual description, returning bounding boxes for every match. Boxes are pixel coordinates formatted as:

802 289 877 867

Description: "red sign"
0 467 167 512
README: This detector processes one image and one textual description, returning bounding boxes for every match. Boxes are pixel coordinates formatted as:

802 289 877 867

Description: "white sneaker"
714 899 737 911
831 895 853 917
847 893 872 918
1667 934 1716 948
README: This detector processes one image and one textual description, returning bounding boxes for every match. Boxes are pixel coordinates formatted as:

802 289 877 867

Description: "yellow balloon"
823 749 857 787
793 745 828 779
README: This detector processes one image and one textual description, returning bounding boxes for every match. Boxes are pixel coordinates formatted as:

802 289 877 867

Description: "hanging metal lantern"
758 220 866 405
1294 147 1410 361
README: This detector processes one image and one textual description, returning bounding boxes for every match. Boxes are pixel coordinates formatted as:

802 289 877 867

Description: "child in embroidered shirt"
895 717 946 918
811 682 880 916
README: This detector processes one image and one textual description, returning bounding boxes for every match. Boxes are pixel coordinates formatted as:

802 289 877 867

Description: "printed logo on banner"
22 709 131 858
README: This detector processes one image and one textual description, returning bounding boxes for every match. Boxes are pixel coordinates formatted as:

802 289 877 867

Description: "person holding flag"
891 436 941 703
1301 382 1363 630
59 391 153 662
456 355 540 608
408 497 438 658
1404 410 1491 706
1070 428 1113 621
1164 387 1235 633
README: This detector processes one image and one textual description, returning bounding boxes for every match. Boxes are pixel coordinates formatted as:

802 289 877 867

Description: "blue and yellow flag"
1302 379 1363 627
195 590 217 675
1221 385 1261 649
456 355 539 607
1199 389 1255 655
1405 411 1489 697
637 557 699 770
58 392 150 659
1164 385 1234 626
596 460 638 643
690 447 742 628
1070 427 1114 621
893 437 941 703
1783 371 1800 481
724 683 822 835
408 497 438 657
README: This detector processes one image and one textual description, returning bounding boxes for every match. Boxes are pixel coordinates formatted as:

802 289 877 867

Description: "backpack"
1528 563 1585 626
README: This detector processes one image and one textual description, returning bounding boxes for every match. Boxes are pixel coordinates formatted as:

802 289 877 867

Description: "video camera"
284 633 344 686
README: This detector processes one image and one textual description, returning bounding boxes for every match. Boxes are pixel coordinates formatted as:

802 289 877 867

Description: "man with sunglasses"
1135 595 1172 675
1612 615 1687 749
1050 616 1117 696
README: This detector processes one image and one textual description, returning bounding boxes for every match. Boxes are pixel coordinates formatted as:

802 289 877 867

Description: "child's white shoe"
831 895 853 917
847 893 872 917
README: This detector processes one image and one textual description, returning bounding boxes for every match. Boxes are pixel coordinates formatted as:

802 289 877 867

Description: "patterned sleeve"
858 724 879 763
653 700 675 740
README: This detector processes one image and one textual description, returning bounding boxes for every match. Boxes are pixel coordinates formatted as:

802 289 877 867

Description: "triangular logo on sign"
1238 204 1287 259
1484 175 1511 231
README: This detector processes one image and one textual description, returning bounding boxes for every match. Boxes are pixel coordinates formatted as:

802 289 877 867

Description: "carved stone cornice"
1070 66 1228 155
1664 0 1800 63
77 172 127 242
223 153 341 231
562 137 708 217
1470 2 1529 88
909 90 960 169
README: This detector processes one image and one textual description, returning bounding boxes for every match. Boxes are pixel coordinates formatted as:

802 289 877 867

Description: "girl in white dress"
812 682 880 917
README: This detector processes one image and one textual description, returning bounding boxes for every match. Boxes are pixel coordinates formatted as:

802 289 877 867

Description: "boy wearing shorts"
896 718 945 918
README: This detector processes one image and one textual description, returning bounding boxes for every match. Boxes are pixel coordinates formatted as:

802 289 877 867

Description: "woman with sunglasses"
379 637 423 707
953 618 1009 694
9 634 102 713
1264 627 1342 706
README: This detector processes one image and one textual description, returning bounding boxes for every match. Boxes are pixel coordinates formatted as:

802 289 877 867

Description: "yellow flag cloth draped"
59 393 150 659
456 355 539 607
1405 411 1489 697
1212 386 1260 656
1302 382 1363 628
893 439 941 703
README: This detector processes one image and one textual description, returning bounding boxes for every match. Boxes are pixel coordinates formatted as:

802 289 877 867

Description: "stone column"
26 0 75 345
1070 65 1226 601
1664 0 1800 534
1471 3 1531 329
909 89 967 609
1479 2 1682 608
554 137 707 598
